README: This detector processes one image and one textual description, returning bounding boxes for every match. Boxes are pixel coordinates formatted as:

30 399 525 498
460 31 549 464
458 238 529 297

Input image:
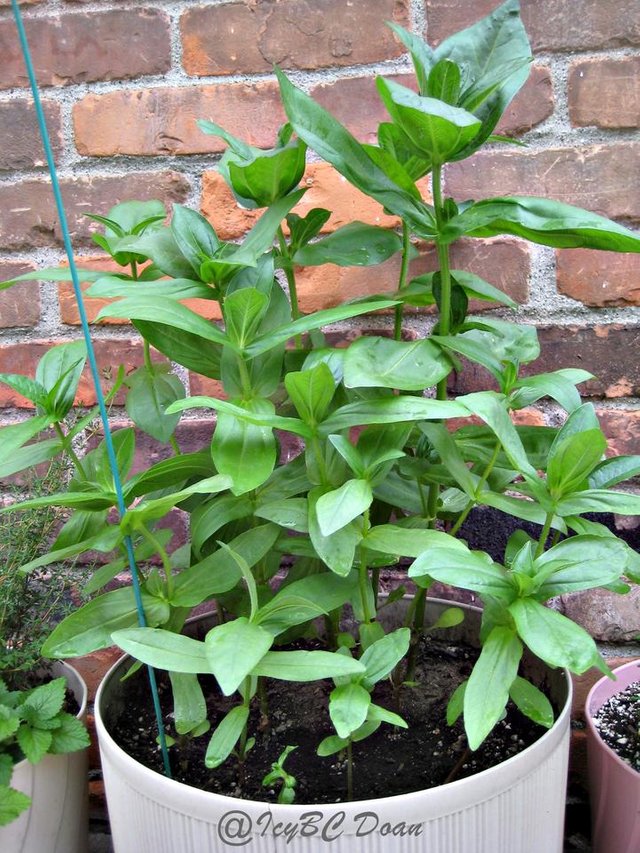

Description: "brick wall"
0 3 639 530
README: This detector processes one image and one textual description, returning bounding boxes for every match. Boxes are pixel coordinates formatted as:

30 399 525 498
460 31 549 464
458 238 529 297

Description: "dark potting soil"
109 635 551 805
593 680 640 773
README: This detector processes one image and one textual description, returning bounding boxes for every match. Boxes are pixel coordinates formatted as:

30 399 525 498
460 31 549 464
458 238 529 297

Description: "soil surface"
109 634 550 805
593 681 640 772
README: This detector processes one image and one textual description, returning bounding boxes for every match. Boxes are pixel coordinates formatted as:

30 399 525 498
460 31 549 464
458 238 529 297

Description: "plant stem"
237 356 253 400
404 586 426 682
449 440 502 537
536 511 555 558
143 340 154 373
53 421 87 479
393 221 412 341
358 549 373 624
169 435 181 456
277 225 303 349
346 739 354 802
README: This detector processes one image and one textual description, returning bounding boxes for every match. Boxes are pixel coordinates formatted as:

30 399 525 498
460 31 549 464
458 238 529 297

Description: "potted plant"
1 2 640 851
585 661 640 853
0 465 90 852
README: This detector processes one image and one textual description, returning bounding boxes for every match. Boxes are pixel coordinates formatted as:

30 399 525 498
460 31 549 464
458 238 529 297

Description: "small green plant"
262 745 298 804
0 677 89 826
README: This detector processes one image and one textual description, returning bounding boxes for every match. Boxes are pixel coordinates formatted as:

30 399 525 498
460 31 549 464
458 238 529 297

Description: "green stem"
169 435 181 456
393 221 412 341
311 434 330 486
346 739 354 802
277 225 303 349
237 356 253 400
53 422 87 479
404 586 426 682
238 677 252 760
449 440 502 537
140 523 175 598
536 511 555 558
143 340 154 373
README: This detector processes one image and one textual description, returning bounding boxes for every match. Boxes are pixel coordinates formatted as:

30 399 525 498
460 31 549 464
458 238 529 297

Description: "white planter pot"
0 661 89 853
96 598 572 853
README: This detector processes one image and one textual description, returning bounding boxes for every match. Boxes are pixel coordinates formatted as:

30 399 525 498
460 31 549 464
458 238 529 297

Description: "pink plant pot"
585 660 640 853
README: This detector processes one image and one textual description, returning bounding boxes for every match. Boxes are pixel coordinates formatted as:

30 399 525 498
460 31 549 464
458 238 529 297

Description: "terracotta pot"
95 598 572 853
585 660 640 853
0 661 89 853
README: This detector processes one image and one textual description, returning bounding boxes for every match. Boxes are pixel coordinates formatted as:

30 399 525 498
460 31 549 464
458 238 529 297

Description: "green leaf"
0 785 31 826
205 706 249 769
556 489 640 517
122 474 231 531
293 223 403 267
212 398 277 495
125 364 185 443
386 23 434 93
97 297 229 346
509 677 554 729
285 362 336 426
228 141 307 208
169 672 208 736
0 374 46 406
257 573 356 635
205 619 272 695
590 456 640 489
320 397 468 434
464 626 522 750
509 598 604 674
223 288 269 349
16 725 52 764
410 544 513 599
246 298 399 358
367 703 408 729
365 524 466 558
446 681 466 725
23 678 65 720
171 204 220 276
252 650 365 681
418 422 479 498
48 713 89 754
534 535 626 597
329 683 371 739
510 369 593 413
286 208 331 253
275 68 433 236
308 486 362 576
36 341 86 419
112 628 210 673
427 58 461 104
404 269 518 309
134 321 222 379
0 437 63 479
546 429 606 498
343 336 450 391
376 77 482 165
43 589 170 657
444 196 640 252
87 276 214 301
317 735 348 757
0 489 117 514
190 493 255 557
360 628 410 689
169 395 312 440
254 498 308 533
316 479 373 537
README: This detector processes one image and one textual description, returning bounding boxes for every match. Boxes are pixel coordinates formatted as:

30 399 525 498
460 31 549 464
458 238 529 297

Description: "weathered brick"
444 144 640 223
556 249 640 307
296 236 529 312
0 338 165 408
450 325 640 400
73 83 285 157
0 9 171 90
181 0 408 76
597 408 640 457
187 375 226 400
425 0 640 52
0 261 40 327
0 172 190 251
496 65 553 135
57 256 222 325
569 57 640 129
0 100 62 171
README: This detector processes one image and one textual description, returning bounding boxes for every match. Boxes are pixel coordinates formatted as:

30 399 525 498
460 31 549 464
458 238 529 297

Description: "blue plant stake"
10 0 172 778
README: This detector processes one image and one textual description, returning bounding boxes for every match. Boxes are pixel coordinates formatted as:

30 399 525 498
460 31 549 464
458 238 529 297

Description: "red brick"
0 9 170 90
296 236 529 313
0 172 190 251
187 375 226 400
450 325 640 400
556 249 640 307
444 144 640 223
425 0 640 52
596 408 640 457
569 57 640 130
0 261 40 327
73 83 286 157
201 162 408 241
0 100 62 171
495 65 553 136
181 0 408 76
